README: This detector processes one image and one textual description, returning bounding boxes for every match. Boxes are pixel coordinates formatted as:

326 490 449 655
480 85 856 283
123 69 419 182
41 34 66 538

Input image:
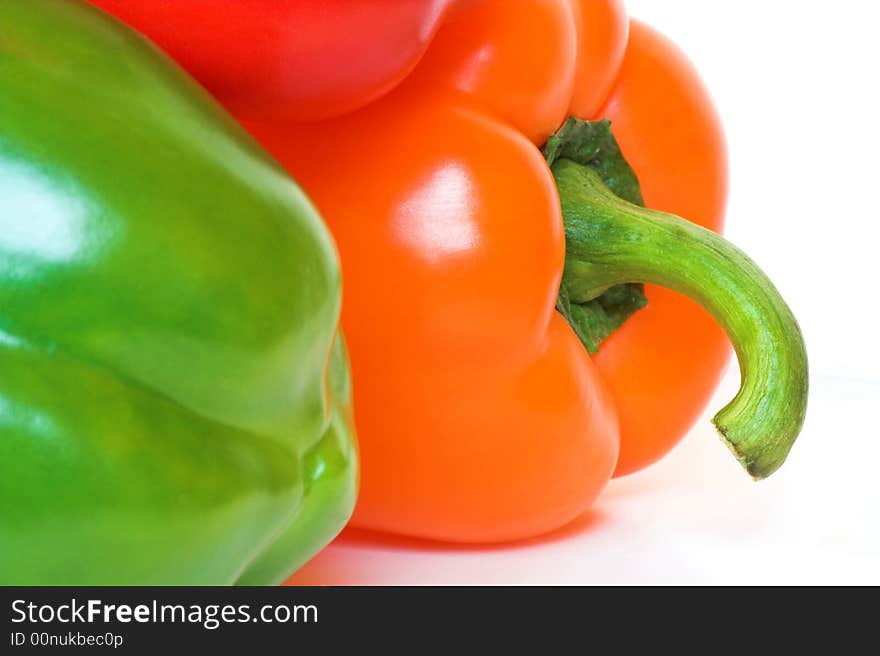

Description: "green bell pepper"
0 0 357 585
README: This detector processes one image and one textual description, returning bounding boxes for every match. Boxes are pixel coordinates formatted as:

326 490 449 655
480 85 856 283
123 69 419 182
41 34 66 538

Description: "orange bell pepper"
93 0 808 543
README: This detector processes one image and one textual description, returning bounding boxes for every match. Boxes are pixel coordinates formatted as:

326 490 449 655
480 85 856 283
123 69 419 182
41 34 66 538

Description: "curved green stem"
552 158 808 479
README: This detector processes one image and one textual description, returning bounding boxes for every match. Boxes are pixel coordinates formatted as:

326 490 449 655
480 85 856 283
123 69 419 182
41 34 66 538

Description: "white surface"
288 372 879 585
288 1 880 585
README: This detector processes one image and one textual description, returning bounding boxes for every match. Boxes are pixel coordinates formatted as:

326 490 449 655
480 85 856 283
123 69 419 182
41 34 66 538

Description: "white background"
288 0 880 585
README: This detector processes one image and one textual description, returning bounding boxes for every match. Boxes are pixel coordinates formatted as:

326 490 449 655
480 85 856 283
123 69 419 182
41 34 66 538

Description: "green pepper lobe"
0 0 356 584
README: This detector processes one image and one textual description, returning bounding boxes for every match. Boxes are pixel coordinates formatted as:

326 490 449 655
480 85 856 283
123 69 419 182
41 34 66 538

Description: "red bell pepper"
91 0 808 543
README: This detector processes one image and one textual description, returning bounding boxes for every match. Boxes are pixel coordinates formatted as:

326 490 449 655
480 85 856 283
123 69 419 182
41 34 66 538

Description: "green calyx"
545 118 808 479
544 119 648 353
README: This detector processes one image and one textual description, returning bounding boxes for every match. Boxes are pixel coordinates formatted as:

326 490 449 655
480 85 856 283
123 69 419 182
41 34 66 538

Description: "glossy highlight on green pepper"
0 0 357 585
